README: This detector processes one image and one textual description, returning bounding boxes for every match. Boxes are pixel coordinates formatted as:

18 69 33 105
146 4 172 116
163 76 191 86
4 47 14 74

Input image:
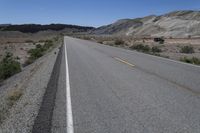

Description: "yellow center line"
113 57 135 67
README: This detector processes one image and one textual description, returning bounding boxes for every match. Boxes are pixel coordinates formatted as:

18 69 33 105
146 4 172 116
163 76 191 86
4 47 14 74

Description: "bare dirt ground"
0 31 62 65
0 31 60 44
0 42 35 64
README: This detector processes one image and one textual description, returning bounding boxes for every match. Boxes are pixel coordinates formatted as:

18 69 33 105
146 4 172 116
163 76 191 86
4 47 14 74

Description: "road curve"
52 36 200 133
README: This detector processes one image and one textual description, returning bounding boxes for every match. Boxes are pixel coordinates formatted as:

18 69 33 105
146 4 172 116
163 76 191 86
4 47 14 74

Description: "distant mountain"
0 24 94 33
0 24 11 27
92 10 200 38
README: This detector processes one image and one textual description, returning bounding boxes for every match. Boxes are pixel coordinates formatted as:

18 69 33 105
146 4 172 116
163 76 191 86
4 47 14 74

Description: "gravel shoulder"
0 46 60 133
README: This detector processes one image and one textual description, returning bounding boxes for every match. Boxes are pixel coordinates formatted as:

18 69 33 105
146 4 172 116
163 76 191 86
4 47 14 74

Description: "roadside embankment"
0 46 60 133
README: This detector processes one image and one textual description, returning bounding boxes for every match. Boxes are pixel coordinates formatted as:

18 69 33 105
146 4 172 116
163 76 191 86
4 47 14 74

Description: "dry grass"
0 88 23 124
7 88 23 106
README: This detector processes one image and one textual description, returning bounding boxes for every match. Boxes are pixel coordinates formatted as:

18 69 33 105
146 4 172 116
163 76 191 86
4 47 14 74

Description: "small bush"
180 46 194 53
43 40 53 50
0 53 21 80
36 44 42 49
180 57 200 65
82 36 91 40
23 58 34 67
15 56 20 60
97 41 103 44
53 36 59 42
114 39 124 45
25 46 44 66
152 46 162 53
130 44 150 53
28 48 44 60
143 45 150 52
154 38 165 44
25 40 34 43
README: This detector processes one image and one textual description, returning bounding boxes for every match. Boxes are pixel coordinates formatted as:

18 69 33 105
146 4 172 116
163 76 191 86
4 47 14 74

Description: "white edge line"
64 37 74 133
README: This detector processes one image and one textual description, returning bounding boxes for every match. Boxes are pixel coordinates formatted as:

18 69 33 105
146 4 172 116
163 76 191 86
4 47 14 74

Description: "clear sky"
0 0 199 27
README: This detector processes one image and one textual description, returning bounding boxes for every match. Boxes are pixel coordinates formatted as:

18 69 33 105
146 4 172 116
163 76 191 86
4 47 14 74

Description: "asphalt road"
52 36 200 133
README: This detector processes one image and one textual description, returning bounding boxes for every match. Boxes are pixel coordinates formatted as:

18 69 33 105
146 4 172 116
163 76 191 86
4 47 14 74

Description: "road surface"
51 36 200 133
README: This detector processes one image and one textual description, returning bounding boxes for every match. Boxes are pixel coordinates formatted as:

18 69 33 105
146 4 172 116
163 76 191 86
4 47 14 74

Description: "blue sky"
0 0 199 27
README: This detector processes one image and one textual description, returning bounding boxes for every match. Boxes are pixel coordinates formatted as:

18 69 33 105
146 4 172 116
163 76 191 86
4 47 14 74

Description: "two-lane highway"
52 36 200 133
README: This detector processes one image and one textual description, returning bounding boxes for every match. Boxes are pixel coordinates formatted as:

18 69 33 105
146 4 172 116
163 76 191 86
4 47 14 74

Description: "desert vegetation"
180 46 194 53
0 35 61 85
0 33 61 128
151 46 162 53
114 39 125 45
130 44 162 55
24 39 55 66
153 37 165 44
0 53 21 82
180 57 200 65
76 35 200 65
130 44 150 53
